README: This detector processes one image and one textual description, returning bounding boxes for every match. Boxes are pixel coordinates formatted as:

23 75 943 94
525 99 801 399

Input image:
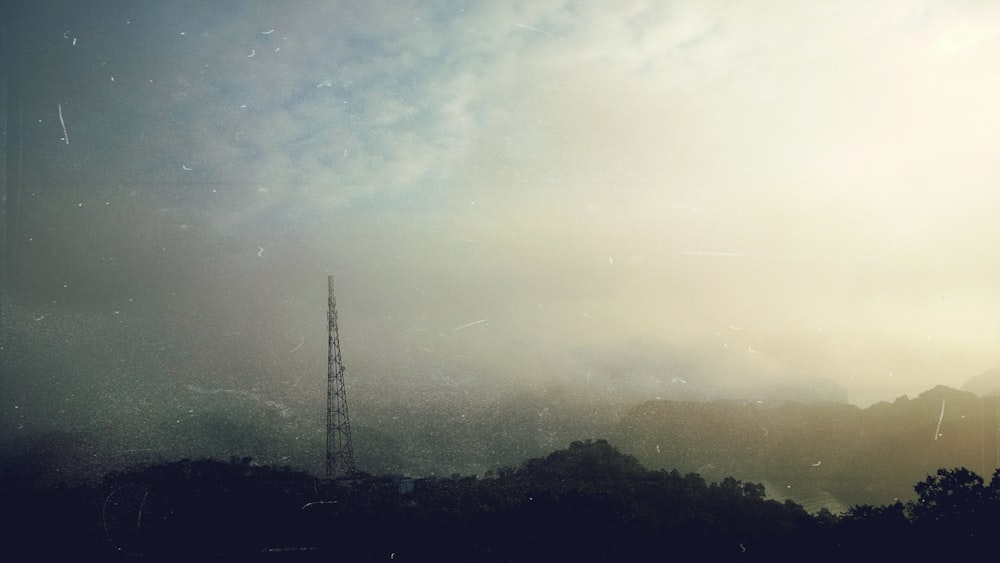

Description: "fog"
3 0 1000 475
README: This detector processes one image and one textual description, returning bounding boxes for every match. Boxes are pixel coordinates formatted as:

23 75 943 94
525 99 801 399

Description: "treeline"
3 440 1000 560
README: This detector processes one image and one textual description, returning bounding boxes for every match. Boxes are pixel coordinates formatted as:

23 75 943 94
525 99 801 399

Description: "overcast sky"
4 0 1000 454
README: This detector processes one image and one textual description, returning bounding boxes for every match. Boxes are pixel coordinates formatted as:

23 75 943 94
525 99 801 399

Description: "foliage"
831 467 1000 559
6 443 1000 560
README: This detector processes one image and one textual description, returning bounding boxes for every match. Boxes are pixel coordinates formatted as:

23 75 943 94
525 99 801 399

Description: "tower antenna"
326 275 356 478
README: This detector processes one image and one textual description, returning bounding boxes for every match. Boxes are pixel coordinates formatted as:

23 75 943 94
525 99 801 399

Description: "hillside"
0 441 819 560
6 440 1000 560
614 385 1000 508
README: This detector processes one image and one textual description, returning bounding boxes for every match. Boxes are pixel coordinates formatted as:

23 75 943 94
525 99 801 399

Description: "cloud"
6 0 1000 466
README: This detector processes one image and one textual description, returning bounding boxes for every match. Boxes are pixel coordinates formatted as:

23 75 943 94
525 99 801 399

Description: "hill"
7 440 1000 560
614 385 1000 508
2 441 819 560
962 367 1000 397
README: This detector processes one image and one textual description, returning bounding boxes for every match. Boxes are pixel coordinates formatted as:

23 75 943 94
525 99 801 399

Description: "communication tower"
326 275 356 478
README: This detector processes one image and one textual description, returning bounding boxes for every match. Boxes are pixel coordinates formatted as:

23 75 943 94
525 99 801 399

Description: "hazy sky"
4 0 1000 454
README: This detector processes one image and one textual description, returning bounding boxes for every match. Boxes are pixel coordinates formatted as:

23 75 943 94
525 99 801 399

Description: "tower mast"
326 275 356 478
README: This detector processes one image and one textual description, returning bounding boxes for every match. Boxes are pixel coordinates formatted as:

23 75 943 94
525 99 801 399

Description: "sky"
3 0 1000 469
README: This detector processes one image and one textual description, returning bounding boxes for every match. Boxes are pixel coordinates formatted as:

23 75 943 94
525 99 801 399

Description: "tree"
905 467 1000 558
910 467 985 522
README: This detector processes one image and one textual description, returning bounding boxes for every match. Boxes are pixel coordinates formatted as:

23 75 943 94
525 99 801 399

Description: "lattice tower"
326 275 356 478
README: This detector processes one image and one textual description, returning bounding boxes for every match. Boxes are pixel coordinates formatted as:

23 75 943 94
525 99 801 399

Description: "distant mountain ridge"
962 367 1000 397
5 375 998 516
613 385 1000 509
